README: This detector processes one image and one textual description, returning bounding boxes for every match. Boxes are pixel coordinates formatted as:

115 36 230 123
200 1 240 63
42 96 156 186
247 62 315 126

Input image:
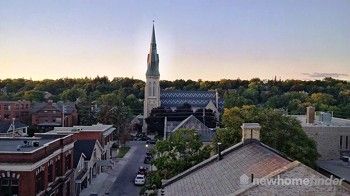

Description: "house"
0 134 75 196
0 100 31 123
74 140 103 196
31 100 78 131
160 123 350 195
0 119 28 137
164 115 215 143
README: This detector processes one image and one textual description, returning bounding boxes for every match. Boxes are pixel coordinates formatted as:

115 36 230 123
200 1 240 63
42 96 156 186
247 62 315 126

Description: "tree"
60 87 86 102
224 92 253 108
214 106 318 167
22 90 45 102
150 129 211 188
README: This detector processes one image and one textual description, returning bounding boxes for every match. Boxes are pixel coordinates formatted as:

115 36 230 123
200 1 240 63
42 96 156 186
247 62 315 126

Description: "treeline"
0 77 349 118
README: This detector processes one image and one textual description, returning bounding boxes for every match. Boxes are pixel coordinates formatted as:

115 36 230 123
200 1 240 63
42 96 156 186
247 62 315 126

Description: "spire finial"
151 21 156 44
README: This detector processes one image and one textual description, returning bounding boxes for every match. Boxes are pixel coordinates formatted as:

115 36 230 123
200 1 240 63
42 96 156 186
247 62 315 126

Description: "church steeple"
146 22 160 77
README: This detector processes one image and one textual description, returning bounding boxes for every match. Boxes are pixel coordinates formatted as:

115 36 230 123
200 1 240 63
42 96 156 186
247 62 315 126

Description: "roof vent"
33 141 39 147
217 142 223 161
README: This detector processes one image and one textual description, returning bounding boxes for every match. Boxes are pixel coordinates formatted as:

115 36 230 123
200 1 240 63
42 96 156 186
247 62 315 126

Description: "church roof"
160 90 224 110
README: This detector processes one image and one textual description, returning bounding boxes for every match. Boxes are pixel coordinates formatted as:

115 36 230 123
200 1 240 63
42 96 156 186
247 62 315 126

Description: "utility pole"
12 118 15 137
62 104 65 127
203 108 205 126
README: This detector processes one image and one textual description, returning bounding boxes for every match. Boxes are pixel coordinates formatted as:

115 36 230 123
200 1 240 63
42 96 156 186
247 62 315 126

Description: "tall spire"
146 21 160 77
151 20 156 44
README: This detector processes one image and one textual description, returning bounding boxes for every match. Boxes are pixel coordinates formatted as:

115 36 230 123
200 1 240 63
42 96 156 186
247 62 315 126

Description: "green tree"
60 87 86 102
214 106 318 167
23 90 45 102
151 129 211 187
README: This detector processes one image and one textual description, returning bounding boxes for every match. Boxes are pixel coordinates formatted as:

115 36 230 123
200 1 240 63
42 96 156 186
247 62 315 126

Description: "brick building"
50 124 116 160
0 100 31 123
31 100 78 131
0 134 75 196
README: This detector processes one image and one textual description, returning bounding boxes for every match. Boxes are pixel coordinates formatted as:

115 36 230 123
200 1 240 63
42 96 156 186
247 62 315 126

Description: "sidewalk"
80 146 136 196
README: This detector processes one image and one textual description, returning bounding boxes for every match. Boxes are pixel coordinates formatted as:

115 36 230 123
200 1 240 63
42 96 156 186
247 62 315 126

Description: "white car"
134 174 145 185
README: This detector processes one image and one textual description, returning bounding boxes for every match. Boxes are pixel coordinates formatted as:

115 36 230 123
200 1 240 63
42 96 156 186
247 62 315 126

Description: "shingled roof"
161 139 350 195
161 140 293 195
167 115 215 142
160 90 224 110
73 140 97 168
31 101 76 114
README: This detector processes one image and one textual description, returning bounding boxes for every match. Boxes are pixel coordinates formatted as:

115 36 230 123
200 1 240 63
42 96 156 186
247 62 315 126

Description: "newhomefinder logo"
239 174 344 187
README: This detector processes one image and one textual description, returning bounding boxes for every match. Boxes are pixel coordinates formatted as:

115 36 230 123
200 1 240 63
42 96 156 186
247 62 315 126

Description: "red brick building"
0 100 31 123
31 100 78 131
0 134 75 196
51 124 117 160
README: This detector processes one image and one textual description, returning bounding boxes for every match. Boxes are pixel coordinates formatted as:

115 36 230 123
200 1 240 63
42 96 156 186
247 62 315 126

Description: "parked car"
134 174 145 185
138 166 148 175
144 156 152 164
146 139 156 144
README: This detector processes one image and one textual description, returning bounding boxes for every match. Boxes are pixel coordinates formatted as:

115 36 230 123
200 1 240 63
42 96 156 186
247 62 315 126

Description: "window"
0 178 18 196
65 154 71 171
55 160 62 177
153 81 156 96
36 171 45 194
48 164 54 183
340 136 343 149
346 136 349 149
148 82 152 96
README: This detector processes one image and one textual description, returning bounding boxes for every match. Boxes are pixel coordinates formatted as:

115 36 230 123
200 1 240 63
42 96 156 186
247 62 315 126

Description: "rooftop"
162 141 292 195
73 140 97 168
0 120 28 133
0 137 60 152
317 159 350 183
292 115 350 127
241 123 261 129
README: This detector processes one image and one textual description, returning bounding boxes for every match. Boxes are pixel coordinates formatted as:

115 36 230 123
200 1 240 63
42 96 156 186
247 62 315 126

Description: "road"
109 141 149 196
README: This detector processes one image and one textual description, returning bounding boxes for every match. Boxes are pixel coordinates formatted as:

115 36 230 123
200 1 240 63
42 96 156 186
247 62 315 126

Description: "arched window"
148 82 152 96
153 81 156 96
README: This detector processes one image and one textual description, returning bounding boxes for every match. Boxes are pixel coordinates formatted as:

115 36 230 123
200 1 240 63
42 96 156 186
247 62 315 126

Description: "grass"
116 146 130 158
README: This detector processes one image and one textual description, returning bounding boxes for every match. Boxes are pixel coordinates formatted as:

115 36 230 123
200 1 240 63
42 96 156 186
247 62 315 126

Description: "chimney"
241 123 261 142
48 99 53 106
217 142 223 160
306 106 315 124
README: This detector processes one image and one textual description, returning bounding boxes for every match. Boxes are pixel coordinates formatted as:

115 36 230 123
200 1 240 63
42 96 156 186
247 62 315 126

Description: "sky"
0 0 349 81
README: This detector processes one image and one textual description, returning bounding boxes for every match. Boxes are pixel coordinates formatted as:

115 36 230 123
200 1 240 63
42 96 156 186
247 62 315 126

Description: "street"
109 141 149 196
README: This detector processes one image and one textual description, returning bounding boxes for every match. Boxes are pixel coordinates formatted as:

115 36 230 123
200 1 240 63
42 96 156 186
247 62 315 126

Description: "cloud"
302 72 349 78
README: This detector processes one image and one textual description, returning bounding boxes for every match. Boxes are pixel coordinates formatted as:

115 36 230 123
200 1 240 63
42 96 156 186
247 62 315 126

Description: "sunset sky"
0 0 349 81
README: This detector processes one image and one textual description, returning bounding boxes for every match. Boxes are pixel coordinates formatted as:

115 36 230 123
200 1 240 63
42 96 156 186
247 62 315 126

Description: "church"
143 24 223 130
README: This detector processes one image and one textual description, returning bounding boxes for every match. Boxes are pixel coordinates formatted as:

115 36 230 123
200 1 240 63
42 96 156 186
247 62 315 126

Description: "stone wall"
302 126 350 160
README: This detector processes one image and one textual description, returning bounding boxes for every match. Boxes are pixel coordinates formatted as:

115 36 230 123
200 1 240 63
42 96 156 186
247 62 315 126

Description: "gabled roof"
162 140 292 195
160 90 224 110
73 140 97 168
31 101 76 114
0 120 28 133
168 115 214 142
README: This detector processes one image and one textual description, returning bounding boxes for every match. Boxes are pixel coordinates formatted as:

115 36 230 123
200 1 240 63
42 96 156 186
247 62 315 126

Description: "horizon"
1 0 350 81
